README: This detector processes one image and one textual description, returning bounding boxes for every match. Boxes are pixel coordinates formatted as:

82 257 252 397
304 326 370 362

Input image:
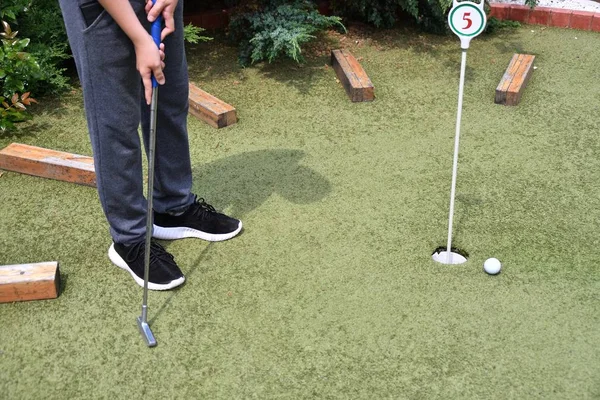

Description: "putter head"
137 316 157 347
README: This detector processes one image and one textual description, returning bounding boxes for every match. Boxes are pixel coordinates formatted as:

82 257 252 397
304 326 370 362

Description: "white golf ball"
484 258 502 275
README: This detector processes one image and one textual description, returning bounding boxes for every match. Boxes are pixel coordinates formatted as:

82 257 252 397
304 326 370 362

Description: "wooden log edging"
0 262 61 303
188 83 237 128
0 143 96 187
495 54 536 106
331 49 375 102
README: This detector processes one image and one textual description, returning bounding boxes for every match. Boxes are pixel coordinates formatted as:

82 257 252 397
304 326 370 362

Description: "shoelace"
127 240 174 268
189 196 217 220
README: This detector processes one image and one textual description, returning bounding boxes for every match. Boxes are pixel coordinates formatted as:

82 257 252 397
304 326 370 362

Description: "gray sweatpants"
59 0 193 244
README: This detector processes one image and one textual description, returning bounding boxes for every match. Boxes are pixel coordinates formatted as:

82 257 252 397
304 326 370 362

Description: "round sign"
448 2 486 48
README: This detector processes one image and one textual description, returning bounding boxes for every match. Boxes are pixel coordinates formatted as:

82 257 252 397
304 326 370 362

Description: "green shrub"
418 0 451 33
331 0 538 32
330 0 418 28
0 21 41 98
1 0 70 97
0 20 39 131
485 16 520 33
0 92 37 132
330 0 450 32
14 0 71 96
229 0 345 66
183 23 213 44
482 1 523 33
0 0 29 22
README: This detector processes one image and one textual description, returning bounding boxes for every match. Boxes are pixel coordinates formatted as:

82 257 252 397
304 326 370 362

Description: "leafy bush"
330 0 450 32
229 0 345 65
0 0 29 22
0 21 41 98
484 16 521 34
331 0 538 32
1 0 70 97
13 0 71 96
0 20 38 131
330 0 417 28
418 0 451 33
183 23 213 44
1 92 37 132
482 1 523 33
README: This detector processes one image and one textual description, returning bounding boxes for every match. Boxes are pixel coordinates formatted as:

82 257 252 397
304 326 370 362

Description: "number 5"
462 12 472 29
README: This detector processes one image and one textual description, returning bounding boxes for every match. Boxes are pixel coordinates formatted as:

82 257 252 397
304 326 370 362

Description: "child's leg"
60 0 148 244
140 0 194 215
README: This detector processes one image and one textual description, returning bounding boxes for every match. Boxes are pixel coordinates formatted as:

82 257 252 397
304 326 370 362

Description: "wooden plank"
0 143 96 187
332 49 362 101
495 54 522 104
506 55 535 106
331 49 375 102
343 50 375 101
495 54 535 106
0 262 60 303
188 83 237 128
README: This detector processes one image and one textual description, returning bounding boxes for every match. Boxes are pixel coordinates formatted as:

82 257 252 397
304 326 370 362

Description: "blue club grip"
150 2 162 88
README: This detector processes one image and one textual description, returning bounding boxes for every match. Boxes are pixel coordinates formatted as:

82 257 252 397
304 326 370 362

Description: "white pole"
446 49 468 264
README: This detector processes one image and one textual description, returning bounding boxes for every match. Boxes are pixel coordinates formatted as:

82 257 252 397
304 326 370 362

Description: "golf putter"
137 6 162 348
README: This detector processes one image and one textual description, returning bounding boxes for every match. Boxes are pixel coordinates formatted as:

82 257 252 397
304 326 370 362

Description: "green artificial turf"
1 25 599 399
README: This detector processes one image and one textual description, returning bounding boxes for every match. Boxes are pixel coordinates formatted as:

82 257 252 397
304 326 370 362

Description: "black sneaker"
153 196 242 241
108 240 185 290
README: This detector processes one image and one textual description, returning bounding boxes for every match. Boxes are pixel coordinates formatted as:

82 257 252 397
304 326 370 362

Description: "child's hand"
145 0 178 41
135 37 166 105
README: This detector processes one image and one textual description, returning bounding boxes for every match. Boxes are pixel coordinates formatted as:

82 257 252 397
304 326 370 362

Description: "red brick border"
592 13 600 31
508 5 531 22
529 6 553 25
489 3 511 19
489 3 600 32
570 10 595 30
550 9 572 28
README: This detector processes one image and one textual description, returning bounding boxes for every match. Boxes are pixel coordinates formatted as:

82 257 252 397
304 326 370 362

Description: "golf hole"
432 246 468 265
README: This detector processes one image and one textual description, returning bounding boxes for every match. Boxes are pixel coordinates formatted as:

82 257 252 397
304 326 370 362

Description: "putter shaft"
138 87 159 347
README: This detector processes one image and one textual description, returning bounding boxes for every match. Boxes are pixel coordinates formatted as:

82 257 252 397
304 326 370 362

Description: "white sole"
108 244 185 291
152 221 242 241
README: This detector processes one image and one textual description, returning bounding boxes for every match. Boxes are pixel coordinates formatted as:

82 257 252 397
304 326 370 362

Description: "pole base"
137 316 157 347
432 249 468 265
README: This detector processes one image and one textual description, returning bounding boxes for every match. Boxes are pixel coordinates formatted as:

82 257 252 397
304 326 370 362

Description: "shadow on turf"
149 244 213 326
256 59 330 95
149 150 329 325
445 193 484 251
185 33 335 94
0 121 55 140
190 149 332 219
186 37 242 84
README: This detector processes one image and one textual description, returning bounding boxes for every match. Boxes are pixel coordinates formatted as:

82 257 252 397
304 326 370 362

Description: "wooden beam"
188 83 237 128
0 262 60 303
331 49 375 102
495 54 536 106
0 143 96 187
